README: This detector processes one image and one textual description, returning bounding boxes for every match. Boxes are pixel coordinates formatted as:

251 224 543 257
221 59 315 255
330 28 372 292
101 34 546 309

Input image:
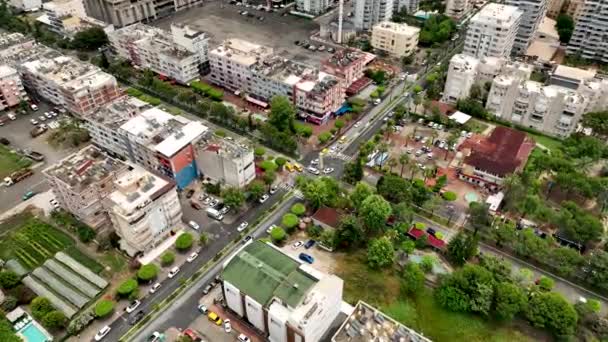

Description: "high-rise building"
0 65 27 111
83 0 202 28
353 0 394 30
196 137 255 188
295 0 330 15
321 49 370 91
445 0 470 20
506 0 547 55
371 21 420 57
567 0 608 62
463 3 523 59
108 23 209 83
393 0 419 15
39 0 112 38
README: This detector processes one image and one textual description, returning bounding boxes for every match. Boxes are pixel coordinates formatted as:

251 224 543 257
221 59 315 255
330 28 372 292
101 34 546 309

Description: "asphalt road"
125 195 301 342
99 190 297 342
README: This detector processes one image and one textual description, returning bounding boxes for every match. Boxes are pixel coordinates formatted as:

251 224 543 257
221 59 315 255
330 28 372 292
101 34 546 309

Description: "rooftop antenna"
338 0 344 44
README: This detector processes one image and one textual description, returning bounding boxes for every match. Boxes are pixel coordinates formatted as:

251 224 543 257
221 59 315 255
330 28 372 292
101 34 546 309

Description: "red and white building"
321 49 373 92
0 65 27 111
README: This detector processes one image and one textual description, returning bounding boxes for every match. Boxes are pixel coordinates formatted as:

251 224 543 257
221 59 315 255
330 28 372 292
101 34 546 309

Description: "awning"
449 111 472 125
246 95 268 108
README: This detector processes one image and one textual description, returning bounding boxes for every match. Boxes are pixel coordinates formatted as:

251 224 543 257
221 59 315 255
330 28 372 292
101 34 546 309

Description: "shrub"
443 191 457 201
175 233 194 251
282 213 299 231
161 252 175 266
270 226 286 243
308 225 323 239
31 297 53 320
420 255 435 273
318 132 332 144
117 279 138 297
0 270 20 289
94 299 114 318
260 160 277 172
291 203 306 216
414 222 426 230
42 311 66 330
215 130 226 137
1 296 17 311
254 147 266 158
137 264 158 282
275 157 287 169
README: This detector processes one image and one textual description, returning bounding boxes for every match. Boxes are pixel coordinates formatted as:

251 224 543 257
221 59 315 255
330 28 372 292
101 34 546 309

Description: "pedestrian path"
325 152 354 162
277 183 304 199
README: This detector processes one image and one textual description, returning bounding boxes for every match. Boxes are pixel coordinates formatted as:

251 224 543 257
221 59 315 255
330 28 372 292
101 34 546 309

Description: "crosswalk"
324 152 354 162
278 183 304 199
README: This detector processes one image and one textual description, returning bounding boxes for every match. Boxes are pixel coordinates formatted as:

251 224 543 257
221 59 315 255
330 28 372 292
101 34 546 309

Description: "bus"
206 208 224 221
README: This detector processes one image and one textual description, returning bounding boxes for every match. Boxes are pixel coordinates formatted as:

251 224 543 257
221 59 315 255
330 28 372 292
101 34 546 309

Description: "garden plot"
23 276 77 318
32 268 89 308
44 259 101 298
55 252 108 288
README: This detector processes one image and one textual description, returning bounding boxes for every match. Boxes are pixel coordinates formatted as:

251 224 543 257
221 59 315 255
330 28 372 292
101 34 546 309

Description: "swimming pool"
19 322 51 342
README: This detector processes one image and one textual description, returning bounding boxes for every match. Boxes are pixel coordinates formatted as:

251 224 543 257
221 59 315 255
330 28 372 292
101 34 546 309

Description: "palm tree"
399 153 410 178
413 94 422 114
445 133 458 160
387 158 398 174
430 130 439 145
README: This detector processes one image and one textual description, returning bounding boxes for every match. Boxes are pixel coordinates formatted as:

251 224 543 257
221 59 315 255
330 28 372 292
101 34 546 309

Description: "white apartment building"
19 55 120 117
353 0 394 30
222 241 344 342
38 0 113 38
9 0 41 11
296 0 330 15
105 165 182 256
393 0 419 15
505 0 547 55
463 3 523 58
0 33 37 64
446 0 470 20
567 0 608 62
0 65 27 111
196 138 255 188
442 54 509 104
108 23 209 84
44 145 130 232
371 21 420 57
84 0 202 28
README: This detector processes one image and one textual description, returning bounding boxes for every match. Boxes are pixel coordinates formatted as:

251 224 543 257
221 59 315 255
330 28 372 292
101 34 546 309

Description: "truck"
30 126 47 138
4 168 33 186
206 207 224 221
23 150 44 162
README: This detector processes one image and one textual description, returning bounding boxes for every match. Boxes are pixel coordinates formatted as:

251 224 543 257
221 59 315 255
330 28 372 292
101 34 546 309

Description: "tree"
420 255 435 273
401 262 425 295
137 264 158 282
446 232 478 266
42 311 66 330
376 175 412 203
275 157 287 170
281 213 299 231
254 147 266 158
1 295 17 311
247 180 266 201
479 255 512 283
222 187 245 210
400 240 416 256
161 252 175 266
342 158 364 184
268 96 296 132
270 226 286 242
117 279 138 297
77 224 96 243
350 182 374 209
468 202 491 234
494 282 527 320
537 276 555 291
299 177 341 210
259 160 278 172
470 84 483 101
442 191 457 201
582 111 608 137
435 264 495 315
175 233 194 251
334 119 345 134
95 299 114 318
526 292 578 337
393 202 414 226
199 232 210 246
263 170 276 190
291 203 306 216
359 195 392 233
335 215 365 248
398 153 410 177
31 297 53 320
556 13 575 43
0 270 20 289
367 236 395 268
71 27 108 50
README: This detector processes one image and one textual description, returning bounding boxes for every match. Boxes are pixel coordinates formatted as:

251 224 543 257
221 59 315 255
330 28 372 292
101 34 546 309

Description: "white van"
7 113 16 120
206 207 224 221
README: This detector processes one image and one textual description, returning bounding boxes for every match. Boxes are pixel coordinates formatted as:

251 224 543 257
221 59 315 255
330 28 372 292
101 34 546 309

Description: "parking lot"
154 1 333 65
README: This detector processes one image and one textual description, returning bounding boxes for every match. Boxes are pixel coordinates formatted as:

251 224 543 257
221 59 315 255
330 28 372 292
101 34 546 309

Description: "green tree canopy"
446 232 479 266
281 213 299 230
350 182 374 209
335 215 365 248
376 175 412 204
41 311 66 330
367 236 395 268
556 13 575 43
95 299 114 317
526 292 578 337
71 27 108 50
290 203 306 216
401 262 425 295
175 233 194 251
31 297 53 320
0 270 20 289
247 180 266 200
222 187 245 209
494 282 527 320
161 252 175 266
268 96 296 132
137 264 159 282
582 111 608 136
359 195 392 233
270 226 286 242
117 279 138 297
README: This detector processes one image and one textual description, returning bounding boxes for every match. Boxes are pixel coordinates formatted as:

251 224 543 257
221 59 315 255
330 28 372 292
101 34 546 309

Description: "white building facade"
371 21 420 57
567 0 608 62
505 0 547 55
295 0 330 15
393 0 419 14
0 65 27 111
463 3 523 59
445 0 469 20
196 138 255 188
353 0 394 30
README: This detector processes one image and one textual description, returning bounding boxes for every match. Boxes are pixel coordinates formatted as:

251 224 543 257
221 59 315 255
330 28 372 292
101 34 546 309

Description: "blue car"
304 240 316 249
22 191 36 201
299 253 314 264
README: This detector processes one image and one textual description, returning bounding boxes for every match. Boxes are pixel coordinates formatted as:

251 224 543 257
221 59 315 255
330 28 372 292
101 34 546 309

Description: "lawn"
99 250 128 275
336 251 542 342
0 211 33 237
0 145 32 178
464 119 489 134
526 132 563 152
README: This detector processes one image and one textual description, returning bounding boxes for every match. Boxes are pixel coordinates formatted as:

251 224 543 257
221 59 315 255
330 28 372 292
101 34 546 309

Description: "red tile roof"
312 207 343 228
408 227 425 239
407 227 446 250
462 127 535 177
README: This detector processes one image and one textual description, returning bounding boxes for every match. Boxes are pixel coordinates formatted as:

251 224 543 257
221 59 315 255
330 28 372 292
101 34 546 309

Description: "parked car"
0 137 9 145
259 194 269 203
304 240 316 249
307 166 320 175
299 253 314 264
323 167 334 174
292 241 304 249
168 266 180 278
30 119 38 125
219 206 230 215
426 228 436 236
237 221 249 232
198 304 208 314
49 199 60 210
22 191 36 201
188 221 200 230
224 319 232 333
149 283 161 294
129 310 145 325
202 283 212 295
208 311 223 325
269 186 278 194
126 300 141 313
94 326 111 341
242 235 253 244
311 158 319 165
187 252 199 263
238 334 251 342
186 189 195 198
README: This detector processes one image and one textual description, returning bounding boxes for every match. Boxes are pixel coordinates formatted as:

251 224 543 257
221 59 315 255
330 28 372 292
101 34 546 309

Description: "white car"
187 252 199 263
168 266 180 278
44 112 53 119
329 146 337 152
311 158 319 165
224 319 232 333
188 221 200 230
30 119 38 125
209 198 219 207
307 166 320 175
466 132 473 138
238 221 249 232
238 334 251 342
38 115 46 122
149 283 161 294
267 224 279 234
49 199 60 209
323 167 334 174
354 122 361 128
125 300 141 313
259 194 269 203
30 104 38 111
269 186 278 194
94 326 111 341
293 241 304 249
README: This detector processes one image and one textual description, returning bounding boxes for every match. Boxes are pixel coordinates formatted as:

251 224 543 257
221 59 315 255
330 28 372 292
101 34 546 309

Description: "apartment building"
353 0 394 30
505 0 547 55
546 0 564 18
108 23 209 83
83 96 151 157
393 0 419 15
567 0 608 62
222 241 344 342
20 55 120 117
295 72 343 124
445 0 470 20
39 0 113 37
296 0 330 16
0 65 27 111
371 21 420 57
44 145 130 232
119 107 208 189
196 137 255 188
463 3 522 58
321 49 370 91
9 0 40 11
83 0 202 28
105 165 181 256
0 33 36 63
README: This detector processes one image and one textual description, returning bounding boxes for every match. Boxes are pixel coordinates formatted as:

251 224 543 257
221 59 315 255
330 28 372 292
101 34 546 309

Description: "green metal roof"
222 241 317 307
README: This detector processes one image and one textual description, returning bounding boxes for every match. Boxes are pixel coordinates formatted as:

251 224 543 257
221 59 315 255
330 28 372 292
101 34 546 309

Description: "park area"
0 144 31 178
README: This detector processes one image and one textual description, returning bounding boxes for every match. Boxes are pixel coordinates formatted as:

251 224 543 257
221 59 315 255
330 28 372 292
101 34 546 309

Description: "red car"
183 329 202 342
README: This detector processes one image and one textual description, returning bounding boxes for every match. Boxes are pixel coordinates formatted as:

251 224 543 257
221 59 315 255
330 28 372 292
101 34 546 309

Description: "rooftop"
312 207 343 228
0 33 33 50
198 136 252 160
222 241 318 307
108 165 173 212
553 65 596 82
472 3 522 24
154 120 208 157
373 21 421 36
109 24 198 61
211 38 273 67
324 49 367 69
332 301 431 342
44 145 128 191
0 65 17 78
86 96 151 129
450 54 479 72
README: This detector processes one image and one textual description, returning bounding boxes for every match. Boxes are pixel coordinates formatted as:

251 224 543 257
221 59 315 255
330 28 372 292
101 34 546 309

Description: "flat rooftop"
154 120 208 157
324 49 367 69
211 38 273 67
86 96 150 129
332 301 431 342
472 3 521 24
44 145 127 191
374 21 421 36
108 165 171 212
0 65 17 78
222 241 317 308
553 65 596 82
0 32 33 50
198 136 252 160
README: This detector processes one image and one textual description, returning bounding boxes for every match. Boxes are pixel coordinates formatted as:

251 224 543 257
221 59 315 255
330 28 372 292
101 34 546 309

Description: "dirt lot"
282 230 340 274
154 2 332 65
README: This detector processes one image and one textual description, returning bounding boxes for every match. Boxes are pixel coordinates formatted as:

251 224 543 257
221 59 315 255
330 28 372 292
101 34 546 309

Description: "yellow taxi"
208 311 223 326
285 162 295 172
293 163 303 172
338 136 347 144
